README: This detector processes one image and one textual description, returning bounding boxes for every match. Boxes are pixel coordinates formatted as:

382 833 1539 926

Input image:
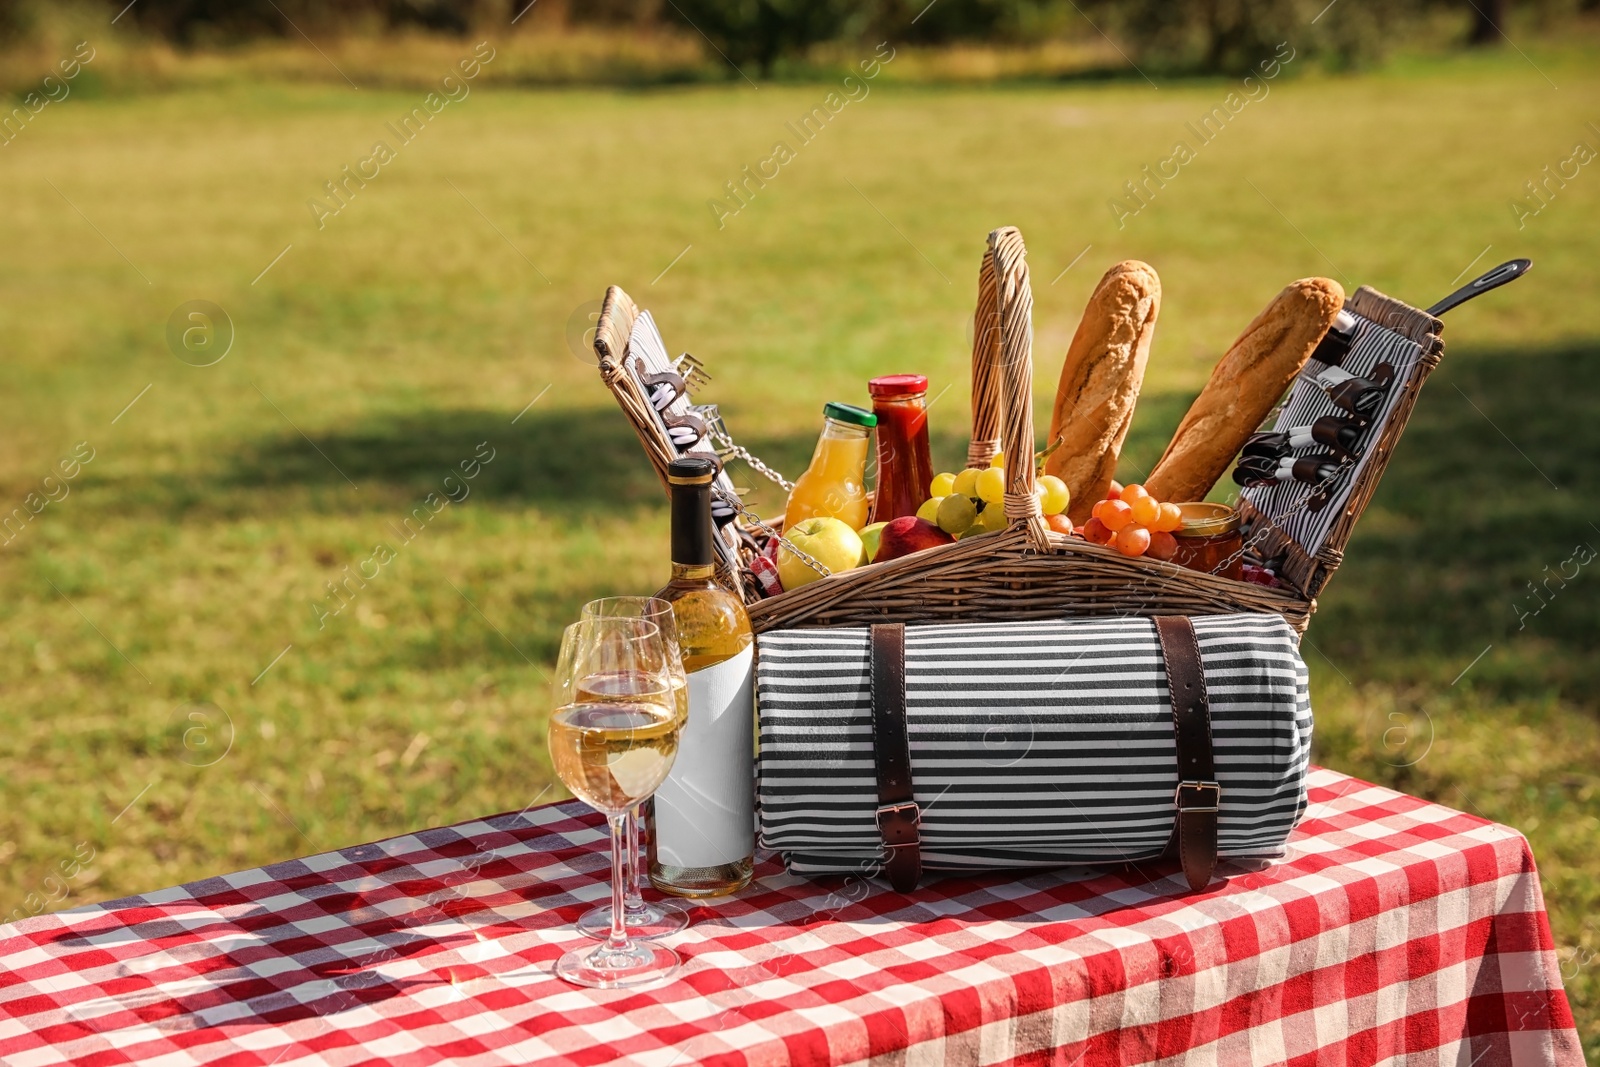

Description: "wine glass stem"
606 812 630 950
625 805 645 912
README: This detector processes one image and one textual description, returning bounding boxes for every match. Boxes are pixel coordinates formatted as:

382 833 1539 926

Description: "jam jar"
866 374 935 525
1170 502 1244 581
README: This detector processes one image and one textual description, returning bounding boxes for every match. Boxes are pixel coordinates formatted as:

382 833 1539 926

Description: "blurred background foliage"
2 0 1599 88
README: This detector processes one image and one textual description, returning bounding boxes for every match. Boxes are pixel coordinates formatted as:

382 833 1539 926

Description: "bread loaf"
1145 277 1345 504
1045 260 1161 524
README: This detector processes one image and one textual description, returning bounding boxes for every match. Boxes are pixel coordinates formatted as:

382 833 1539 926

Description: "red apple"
873 516 954 563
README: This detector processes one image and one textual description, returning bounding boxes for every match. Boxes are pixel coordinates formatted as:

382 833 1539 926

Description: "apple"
778 517 863 591
858 521 888 564
873 516 954 563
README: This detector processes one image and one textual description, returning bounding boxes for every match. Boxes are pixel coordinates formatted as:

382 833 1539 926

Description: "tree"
101 0 481 45
1101 0 1419 75
1103 0 1305 75
665 0 863 77
1468 0 1506 45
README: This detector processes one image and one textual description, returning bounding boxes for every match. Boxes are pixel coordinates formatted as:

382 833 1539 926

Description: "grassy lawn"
1 38 1596 1050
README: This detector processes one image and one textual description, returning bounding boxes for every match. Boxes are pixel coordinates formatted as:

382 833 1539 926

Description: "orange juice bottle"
783 403 876 531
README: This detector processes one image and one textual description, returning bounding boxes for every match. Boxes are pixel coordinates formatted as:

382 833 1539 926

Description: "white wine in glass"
581 598 689 728
548 701 678 817
575 670 687 725
548 620 683 989
566 603 692 942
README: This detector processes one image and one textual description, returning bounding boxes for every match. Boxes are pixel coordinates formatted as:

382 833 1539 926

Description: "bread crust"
1045 260 1161 524
1145 277 1345 504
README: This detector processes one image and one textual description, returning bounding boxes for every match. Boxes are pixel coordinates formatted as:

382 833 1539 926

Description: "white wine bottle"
645 457 755 896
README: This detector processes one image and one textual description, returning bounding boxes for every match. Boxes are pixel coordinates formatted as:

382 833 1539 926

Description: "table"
0 767 1582 1066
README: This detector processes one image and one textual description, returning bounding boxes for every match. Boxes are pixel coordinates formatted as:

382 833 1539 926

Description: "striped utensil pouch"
755 613 1312 893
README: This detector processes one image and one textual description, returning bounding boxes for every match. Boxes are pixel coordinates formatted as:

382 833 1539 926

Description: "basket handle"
986 227 1047 548
967 246 1002 468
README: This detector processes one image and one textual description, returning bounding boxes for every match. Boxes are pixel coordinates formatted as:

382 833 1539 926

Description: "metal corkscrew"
1310 258 1532 368
1242 414 1368 463
1316 362 1395 418
1310 309 1359 366
1233 452 1346 488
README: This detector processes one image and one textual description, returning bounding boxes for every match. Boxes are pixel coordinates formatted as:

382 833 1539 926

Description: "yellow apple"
778 517 863 591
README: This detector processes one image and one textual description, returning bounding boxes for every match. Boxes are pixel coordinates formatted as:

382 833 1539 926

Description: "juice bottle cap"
868 374 929 397
823 402 877 427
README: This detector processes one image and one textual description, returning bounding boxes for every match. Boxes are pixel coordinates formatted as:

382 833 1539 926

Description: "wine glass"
549 618 681 988
583 598 689 729
575 597 689 941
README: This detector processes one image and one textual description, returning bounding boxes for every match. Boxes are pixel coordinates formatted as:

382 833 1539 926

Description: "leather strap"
1153 616 1220 893
868 623 921 892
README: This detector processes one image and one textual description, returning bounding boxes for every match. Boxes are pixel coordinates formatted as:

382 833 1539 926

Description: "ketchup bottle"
867 374 935 525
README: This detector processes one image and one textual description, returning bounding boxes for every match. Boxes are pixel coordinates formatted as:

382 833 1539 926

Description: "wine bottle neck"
670 562 717 582
669 479 714 568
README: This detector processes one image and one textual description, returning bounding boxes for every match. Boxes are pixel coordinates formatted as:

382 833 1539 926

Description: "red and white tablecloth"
0 767 1582 1066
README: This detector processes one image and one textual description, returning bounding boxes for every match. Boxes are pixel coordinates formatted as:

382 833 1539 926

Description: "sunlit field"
1 36 1597 1051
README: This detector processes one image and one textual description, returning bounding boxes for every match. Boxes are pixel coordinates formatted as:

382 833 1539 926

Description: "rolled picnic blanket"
755 613 1312 882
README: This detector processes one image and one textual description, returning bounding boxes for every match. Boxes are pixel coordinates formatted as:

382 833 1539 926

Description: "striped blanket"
756 614 1312 876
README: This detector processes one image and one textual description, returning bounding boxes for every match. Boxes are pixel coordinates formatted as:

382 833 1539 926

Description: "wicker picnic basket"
596 226 1444 636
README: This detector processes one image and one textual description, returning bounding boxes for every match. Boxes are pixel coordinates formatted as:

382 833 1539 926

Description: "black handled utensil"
1426 258 1532 317
1317 362 1395 418
1242 414 1368 463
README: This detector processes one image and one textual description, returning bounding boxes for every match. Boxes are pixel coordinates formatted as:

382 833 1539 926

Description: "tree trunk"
1468 0 1505 45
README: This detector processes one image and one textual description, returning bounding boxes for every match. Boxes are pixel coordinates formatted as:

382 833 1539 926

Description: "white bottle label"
654 644 754 869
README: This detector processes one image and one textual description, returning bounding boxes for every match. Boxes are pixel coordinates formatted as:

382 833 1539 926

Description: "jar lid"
824 401 877 427
868 374 929 397
1177 501 1241 536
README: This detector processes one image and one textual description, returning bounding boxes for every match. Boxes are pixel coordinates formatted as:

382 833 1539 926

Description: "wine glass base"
555 939 681 989
577 900 689 941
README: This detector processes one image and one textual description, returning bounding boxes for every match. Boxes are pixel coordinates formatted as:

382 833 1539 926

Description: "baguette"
1045 260 1161 524
1145 277 1345 504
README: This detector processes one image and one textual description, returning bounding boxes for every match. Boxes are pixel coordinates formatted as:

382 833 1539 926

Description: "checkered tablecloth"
0 767 1581 1066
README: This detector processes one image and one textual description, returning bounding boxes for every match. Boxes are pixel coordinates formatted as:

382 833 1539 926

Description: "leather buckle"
1175 780 1220 813
875 801 921 848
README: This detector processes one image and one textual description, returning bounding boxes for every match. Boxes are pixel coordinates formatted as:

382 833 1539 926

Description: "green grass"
1 39 1597 1051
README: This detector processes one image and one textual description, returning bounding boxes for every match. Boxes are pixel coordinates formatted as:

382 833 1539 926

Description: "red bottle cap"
868 374 929 397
